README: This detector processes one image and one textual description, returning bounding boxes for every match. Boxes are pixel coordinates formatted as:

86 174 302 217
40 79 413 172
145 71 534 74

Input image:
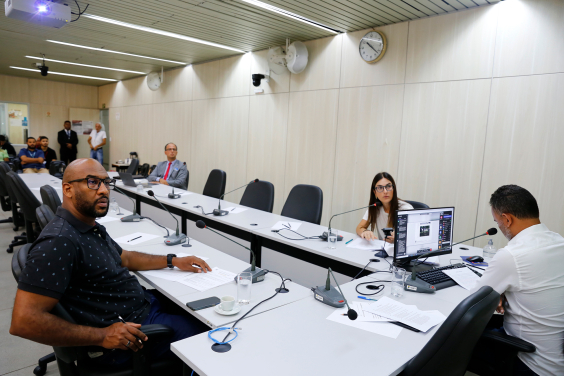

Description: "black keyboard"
416 263 482 290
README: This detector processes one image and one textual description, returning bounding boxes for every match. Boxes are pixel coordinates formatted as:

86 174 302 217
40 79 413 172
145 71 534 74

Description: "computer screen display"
393 207 455 263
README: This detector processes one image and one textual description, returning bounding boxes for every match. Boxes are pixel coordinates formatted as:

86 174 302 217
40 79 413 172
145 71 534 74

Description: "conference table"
20 173 487 375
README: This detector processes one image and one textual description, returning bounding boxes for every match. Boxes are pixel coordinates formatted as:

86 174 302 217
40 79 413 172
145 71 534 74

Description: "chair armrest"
481 330 536 353
139 324 175 343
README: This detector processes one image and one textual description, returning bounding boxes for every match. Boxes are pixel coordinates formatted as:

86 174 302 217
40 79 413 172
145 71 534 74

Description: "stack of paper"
140 254 210 282
346 238 387 251
326 302 401 339
443 267 481 290
364 296 447 332
177 267 237 292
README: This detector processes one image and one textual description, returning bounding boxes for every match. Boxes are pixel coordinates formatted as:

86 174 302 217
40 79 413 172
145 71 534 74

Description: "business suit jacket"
148 160 188 190
57 129 79 156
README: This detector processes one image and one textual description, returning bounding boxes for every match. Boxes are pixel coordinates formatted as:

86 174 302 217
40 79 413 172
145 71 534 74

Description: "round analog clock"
359 31 387 64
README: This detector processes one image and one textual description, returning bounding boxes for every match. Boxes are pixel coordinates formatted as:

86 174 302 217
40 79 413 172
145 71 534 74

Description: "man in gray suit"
148 143 188 190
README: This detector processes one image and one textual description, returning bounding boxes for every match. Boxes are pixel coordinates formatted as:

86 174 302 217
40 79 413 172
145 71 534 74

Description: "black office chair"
36 204 55 230
0 162 13 225
281 184 323 225
11 245 187 376
7 171 42 244
11 158 23 173
40 185 62 213
1 164 27 253
404 200 430 209
240 181 275 213
399 286 500 376
138 163 150 177
202 169 226 199
49 161 66 178
127 158 140 175
148 165 157 176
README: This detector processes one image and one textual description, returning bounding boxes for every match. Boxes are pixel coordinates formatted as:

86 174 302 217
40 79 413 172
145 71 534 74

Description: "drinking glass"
237 272 252 305
328 229 338 249
391 267 406 298
110 198 118 213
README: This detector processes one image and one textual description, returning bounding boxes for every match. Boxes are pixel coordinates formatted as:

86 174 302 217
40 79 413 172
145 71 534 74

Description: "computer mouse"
467 255 484 263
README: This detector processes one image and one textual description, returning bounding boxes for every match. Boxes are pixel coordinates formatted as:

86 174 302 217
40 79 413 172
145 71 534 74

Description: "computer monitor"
393 207 455 265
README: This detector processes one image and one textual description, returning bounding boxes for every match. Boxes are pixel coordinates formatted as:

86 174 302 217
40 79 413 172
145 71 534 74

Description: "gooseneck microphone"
213 179 259 216
196 220 266 283
147 190 188 247
321 203 378 241
168 187 180 199
312 267 357 320
111 185 142 222
452 228 498 247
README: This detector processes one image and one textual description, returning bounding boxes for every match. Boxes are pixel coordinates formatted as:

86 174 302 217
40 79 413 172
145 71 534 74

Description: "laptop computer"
119 172 152 188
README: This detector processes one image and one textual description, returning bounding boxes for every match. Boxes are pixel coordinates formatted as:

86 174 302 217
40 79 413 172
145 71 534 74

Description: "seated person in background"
148 143 188 190
18 137 48 173
10 159 211 365
38 136 57 170
35 137 42 149
0 135 16 157
356 172 413 243
470 185 564 375
0 146 8 162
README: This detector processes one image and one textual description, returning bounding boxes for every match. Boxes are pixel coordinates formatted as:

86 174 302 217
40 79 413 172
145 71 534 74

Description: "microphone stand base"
213 209 229 216
165 233 187 246
275 287 289 293
211 343 231 353
312 285 346 308
168 194 181 199
120 213 142 222
234 266 267 284
181 237 192 247
320 232 344 241
374 249 389 258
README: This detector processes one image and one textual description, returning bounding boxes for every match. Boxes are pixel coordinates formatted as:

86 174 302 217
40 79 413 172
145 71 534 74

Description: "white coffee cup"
220 296 235 311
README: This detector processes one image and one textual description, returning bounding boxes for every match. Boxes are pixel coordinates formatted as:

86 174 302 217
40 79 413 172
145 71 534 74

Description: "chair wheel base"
33 365 46 375
7 248 13 253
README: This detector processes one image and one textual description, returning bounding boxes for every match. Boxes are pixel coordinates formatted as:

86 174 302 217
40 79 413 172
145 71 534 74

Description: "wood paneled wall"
0 75 98 155
99 0 564 248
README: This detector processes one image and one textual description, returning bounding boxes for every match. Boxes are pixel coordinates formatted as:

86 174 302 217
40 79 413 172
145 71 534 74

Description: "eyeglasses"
68 177 115 190
166 148 177 151
374 184 394 193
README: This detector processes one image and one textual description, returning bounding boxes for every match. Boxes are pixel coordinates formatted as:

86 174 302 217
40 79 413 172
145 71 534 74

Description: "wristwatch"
167 254 177 269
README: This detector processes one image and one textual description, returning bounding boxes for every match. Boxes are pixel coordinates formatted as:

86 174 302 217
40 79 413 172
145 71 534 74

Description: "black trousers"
60 151 77 165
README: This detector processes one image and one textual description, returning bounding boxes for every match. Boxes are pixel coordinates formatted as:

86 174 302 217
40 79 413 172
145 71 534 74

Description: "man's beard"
75 190 109 218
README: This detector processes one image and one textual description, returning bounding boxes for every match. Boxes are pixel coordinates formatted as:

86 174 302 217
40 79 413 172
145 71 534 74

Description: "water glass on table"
237 272 252 305
328 229 338 249
391 267 407 298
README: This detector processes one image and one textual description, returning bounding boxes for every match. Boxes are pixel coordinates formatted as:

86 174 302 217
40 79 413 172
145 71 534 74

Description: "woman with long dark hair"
355 172 413 243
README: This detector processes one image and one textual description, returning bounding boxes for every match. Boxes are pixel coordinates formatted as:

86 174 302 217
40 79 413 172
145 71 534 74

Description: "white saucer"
214 304 242 316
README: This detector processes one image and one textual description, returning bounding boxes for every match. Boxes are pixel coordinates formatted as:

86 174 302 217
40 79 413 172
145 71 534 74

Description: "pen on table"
357 296 378 301
466 263 485 271
390 321 420 333
127 236 142 242
118 316 143 343
345 239 353 245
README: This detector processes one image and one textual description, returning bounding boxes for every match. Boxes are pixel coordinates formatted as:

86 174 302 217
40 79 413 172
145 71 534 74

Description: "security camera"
251 72 270 87
39 65 49 76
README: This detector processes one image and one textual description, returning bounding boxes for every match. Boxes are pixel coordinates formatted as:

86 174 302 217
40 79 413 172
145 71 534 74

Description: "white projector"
5 0 71 28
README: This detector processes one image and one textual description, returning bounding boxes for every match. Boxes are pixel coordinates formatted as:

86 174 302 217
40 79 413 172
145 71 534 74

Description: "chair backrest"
49 161 66 177
240 181 275 213
2 168 20 204
202 169 227 199
0 161 10 197
281 184 323 224
126 158 140 175
7 171 42 222
36 204 55 229
404 200 430 209
138 163 150 177
400 286 500 376
149 164 157 175
40 185 62 213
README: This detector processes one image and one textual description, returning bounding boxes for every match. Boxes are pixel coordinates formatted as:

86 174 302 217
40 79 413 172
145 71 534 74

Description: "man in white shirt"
471 185 564 375
88 123 106 166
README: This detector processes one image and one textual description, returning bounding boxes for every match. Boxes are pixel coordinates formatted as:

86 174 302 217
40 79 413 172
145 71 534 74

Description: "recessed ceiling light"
25 56 146 74
10 67 118 81
46 40 186 65
83 14 246 53
239 0 340 34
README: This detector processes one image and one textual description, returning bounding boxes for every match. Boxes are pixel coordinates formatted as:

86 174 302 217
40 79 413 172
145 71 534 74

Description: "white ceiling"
0 0 500 86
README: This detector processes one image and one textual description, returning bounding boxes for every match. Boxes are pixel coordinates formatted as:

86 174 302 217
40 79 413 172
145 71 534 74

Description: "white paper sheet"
364 296 446 332
222 207 248 214
177 267 237 292
113 232 161 246
140 254 210 281
95 216 120 224
271 221 302 231
326 305 402 339
443 267 481 290
352 302 390 322
346 237 387 251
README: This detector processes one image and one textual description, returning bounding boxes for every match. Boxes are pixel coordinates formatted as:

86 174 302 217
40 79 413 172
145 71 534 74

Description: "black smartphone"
186 297 220 311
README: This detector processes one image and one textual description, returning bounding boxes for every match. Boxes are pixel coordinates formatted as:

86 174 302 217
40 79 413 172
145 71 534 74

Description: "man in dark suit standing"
58 120 79 165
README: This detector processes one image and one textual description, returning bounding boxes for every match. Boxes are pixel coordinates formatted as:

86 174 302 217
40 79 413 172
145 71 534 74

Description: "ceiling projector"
5 0 71 28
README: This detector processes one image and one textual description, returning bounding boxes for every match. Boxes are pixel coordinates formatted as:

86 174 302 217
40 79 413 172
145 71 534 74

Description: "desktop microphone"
312 267 358 320
196 220 267 284
111 185 142 222
168 187 181 199
213 179 259 216
147 190 188 247
321 203 378 242
403 250 443 294
451 228 497 247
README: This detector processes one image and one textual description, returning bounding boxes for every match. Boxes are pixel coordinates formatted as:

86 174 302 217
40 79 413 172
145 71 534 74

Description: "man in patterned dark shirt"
10 158 211 364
